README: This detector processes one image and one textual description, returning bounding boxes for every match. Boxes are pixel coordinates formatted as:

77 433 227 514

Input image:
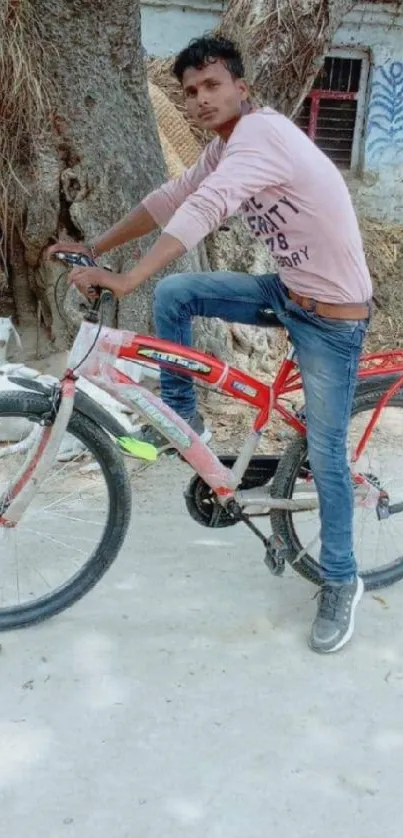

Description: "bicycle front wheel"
0 390 132 629
270 387 403 591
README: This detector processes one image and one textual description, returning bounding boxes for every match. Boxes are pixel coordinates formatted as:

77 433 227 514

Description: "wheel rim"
0 411 111 613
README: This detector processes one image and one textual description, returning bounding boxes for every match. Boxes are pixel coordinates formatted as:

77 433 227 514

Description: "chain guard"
184 456 280 529
184 474 236 528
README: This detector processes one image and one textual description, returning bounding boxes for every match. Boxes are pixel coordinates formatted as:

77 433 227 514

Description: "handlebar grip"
100 289 115 304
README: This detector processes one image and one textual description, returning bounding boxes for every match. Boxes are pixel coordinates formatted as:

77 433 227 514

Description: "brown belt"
289 290 371 320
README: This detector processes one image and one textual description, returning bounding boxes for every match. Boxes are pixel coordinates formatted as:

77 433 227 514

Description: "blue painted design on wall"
366 61 403 166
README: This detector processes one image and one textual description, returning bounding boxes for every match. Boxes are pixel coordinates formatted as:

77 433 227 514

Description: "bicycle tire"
0 390 132 629
270 387 403 591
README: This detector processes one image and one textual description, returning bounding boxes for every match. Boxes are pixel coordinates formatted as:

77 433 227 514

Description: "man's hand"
50 232 186 300
68 266 128 299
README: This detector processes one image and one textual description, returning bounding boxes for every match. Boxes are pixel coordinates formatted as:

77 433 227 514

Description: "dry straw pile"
361 220 403 349
148 57 212 148
148 81 202 174
0 0 52 263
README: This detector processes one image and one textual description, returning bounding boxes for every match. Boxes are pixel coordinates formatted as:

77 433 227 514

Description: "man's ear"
237 79 250 101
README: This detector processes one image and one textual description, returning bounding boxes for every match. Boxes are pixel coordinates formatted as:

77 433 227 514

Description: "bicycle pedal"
264 534 287 576
117 436 158 461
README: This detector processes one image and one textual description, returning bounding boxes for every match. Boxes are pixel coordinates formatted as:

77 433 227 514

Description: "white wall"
141 0 222 58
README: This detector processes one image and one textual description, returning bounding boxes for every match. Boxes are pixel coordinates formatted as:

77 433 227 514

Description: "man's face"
182 60 249 132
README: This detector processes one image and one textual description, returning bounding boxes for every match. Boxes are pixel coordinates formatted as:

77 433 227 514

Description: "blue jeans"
153 272 368 583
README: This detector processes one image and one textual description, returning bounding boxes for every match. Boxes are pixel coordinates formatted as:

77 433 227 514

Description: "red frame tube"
71 325 403 471
352 373 403 462
114 334 403 449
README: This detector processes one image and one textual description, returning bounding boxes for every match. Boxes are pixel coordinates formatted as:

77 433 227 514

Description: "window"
295 50 369 169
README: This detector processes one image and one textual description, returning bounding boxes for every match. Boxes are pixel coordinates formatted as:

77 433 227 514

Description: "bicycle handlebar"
53 251 115 320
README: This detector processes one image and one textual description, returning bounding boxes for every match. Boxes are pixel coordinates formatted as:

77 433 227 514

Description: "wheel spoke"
22 527 87 559
39 509 105 526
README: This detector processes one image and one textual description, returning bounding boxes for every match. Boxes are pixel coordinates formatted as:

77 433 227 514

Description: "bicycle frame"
67 320 403 506
4 319 403 525
64 321 302 497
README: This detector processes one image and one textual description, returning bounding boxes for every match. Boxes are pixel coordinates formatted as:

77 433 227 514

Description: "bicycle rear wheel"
270 387 403 590
0 390 131 629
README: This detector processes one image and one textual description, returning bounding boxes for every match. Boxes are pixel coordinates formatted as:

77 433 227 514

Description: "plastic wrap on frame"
70 323 237 494
86 373 238 494
68 322 133 379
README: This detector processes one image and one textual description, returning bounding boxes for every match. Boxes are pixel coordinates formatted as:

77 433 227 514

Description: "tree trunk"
1 0 198 352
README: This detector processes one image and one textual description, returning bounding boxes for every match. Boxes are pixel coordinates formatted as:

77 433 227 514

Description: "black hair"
173 35 244 84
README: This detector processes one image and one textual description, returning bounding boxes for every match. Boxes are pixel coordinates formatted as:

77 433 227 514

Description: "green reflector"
117 436 158 461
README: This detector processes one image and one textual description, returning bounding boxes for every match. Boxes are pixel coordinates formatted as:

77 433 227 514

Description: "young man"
48 36 372 654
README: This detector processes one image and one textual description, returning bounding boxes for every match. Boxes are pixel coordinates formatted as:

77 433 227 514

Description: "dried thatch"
148 81 202 169
147 57 212 147
0 0 53 263
361 220 403 350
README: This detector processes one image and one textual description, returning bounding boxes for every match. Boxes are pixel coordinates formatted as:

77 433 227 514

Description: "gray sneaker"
309 576 364 654
124 411 211 454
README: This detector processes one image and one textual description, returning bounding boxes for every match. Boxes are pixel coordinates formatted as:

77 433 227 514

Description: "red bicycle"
1 251 403 629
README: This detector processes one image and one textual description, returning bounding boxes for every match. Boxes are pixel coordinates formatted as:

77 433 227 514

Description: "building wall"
141 0 223 57
333 2 403 220
141 0 403 221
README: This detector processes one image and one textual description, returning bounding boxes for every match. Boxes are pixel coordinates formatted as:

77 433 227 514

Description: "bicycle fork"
0 379 75 527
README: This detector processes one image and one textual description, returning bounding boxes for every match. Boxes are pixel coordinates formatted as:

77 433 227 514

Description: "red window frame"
297 50 370 168
305 88 358 142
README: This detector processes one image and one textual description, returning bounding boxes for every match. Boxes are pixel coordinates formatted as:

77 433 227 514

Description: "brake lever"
52 251 115 322
54 251 95 268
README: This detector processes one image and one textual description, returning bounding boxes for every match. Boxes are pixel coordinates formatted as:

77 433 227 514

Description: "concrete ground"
1 457 403 838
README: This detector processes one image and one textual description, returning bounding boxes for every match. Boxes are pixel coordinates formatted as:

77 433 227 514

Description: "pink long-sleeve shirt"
142 107 372 304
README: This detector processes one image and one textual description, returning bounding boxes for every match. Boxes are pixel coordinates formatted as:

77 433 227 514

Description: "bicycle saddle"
258 309 284 328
